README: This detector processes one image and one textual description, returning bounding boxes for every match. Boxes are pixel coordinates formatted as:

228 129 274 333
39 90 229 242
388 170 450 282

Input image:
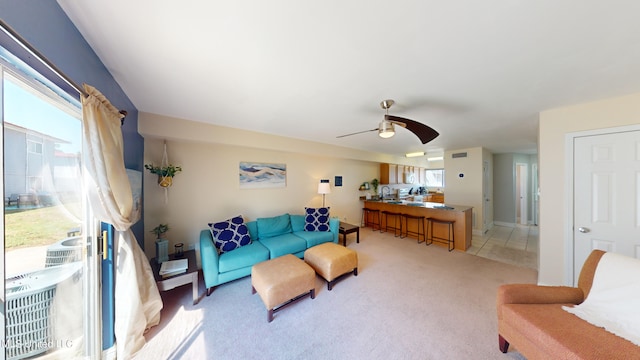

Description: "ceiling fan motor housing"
378 120 395 138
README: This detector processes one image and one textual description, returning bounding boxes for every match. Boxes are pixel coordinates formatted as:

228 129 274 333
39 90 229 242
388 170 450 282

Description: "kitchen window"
425 169 445 188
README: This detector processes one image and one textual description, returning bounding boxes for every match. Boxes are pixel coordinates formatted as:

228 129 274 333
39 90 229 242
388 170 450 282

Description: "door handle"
578 227 590 233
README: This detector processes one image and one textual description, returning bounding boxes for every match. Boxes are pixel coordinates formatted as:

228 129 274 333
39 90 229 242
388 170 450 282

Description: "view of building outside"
3 68 85 358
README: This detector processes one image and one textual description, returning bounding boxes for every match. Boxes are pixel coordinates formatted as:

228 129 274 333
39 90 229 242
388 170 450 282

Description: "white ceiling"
57 1 640 156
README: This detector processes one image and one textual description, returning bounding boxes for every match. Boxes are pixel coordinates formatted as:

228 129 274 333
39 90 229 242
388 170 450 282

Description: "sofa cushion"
293 230 334 248
218 241 270 273
290 214 305 232
208 215 251 254
304 207 330 231
257 213 292 239
258 233 307 258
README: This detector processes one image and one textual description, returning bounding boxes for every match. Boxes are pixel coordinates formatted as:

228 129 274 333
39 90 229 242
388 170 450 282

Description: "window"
2 44 99 359
425 169 445 188
27 139 43 154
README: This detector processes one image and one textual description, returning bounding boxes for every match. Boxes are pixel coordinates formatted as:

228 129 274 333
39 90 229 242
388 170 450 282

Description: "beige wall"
443 147 488 234
539 92 640 285
139 112 419 264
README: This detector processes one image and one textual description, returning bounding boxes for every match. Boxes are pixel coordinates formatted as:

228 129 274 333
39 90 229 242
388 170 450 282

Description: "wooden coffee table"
151 249 199 305
339 222 359 246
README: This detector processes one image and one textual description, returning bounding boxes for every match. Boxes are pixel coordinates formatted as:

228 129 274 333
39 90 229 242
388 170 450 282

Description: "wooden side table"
339 222 359 246
151 249 200 305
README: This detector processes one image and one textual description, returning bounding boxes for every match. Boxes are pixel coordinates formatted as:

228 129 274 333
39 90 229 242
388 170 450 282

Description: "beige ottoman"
304 242 358 291
251 254 316 322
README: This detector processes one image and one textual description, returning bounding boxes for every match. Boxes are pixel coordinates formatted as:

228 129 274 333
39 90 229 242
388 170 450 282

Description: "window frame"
425 168 445 188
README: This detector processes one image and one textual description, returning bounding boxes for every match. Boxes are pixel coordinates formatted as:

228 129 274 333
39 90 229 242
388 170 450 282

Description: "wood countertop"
365 200 471 212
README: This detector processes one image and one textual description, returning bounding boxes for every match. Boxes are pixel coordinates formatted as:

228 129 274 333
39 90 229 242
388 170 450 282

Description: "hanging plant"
371 178 379 194
144 163 182 187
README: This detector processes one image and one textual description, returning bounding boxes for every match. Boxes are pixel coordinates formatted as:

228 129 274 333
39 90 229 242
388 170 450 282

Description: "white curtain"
81 84 163 358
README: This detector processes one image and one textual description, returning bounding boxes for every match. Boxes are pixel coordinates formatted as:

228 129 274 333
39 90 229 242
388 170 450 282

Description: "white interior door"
483 160 490 232
516 164 528 225
532 164 539 225
573 130 640 283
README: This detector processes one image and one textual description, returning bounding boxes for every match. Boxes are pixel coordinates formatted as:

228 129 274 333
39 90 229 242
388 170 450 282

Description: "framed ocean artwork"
239 162 287 189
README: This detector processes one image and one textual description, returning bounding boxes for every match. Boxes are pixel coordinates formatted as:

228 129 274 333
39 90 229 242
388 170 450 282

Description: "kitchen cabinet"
426 193 444 203
381 163 423 185
380 163 398 184
417 167 426 185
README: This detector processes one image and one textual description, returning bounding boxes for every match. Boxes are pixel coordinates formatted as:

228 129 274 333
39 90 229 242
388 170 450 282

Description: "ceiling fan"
336 100 439 144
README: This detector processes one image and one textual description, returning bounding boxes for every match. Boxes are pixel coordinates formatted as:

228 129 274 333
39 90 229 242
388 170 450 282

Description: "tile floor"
467 224 539 270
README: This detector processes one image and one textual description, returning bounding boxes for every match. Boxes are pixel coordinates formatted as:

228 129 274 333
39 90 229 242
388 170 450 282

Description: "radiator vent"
452 152 468 158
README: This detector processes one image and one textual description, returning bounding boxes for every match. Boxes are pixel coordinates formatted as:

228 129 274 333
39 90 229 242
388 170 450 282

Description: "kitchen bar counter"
364 200 472 251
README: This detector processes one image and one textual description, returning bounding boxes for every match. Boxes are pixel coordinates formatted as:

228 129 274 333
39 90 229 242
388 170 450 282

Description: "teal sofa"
200 213 339 296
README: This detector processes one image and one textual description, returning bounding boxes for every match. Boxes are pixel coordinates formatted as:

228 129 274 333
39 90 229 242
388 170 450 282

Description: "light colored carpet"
136 229 535 360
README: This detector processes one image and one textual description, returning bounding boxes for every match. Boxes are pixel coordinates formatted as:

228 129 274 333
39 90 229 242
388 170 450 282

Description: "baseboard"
493 221 516 228
103 345 116 360
482 222 495 234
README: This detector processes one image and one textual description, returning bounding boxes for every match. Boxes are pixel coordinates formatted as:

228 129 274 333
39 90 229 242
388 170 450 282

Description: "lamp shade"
317 180 331 194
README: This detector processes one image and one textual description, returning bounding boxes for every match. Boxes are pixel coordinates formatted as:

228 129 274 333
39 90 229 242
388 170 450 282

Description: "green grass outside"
5 205 81 249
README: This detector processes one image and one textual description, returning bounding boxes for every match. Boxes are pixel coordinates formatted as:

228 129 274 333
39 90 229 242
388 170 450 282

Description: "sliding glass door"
1 49 101 359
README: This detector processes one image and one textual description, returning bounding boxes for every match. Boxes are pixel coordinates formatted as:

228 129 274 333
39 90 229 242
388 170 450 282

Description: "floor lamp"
318 179 331 207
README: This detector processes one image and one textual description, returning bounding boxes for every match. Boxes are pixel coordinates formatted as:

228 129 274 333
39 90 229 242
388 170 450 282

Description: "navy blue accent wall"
0 1 145 243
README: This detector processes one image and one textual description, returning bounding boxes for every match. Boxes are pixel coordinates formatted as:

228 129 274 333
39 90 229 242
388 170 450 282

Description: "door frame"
564 123 640 285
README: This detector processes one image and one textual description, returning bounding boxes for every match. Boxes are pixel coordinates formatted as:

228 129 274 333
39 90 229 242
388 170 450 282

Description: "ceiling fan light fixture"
378 121 395 138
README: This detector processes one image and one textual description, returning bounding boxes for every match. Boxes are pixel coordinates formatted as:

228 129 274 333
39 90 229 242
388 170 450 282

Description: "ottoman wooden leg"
252 254 316 322
327 267 358 291
267 288 315 322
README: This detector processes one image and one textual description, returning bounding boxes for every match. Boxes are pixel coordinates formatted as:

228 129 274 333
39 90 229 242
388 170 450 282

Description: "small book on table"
159 258 188 278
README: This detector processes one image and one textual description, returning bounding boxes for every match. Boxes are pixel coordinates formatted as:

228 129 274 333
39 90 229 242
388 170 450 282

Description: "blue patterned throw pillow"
304 207 330 232
208 215 251 253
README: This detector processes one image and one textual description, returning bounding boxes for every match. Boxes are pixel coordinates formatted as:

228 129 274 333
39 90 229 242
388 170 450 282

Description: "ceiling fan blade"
386 115 439 144
336 128 378 138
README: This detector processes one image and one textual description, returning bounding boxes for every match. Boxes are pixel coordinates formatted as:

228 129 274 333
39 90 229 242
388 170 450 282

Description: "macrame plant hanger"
159 141 171 203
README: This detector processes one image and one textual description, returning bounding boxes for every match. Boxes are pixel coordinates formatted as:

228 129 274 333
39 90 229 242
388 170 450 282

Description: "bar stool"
381 210 402 237
361 208 381 231
426 218 455 251
401 214 426 244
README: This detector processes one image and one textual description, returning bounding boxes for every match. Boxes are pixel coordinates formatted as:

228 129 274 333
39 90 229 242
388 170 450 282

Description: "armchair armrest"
199 229 220 289
329 217 340 243
496 284 584 319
